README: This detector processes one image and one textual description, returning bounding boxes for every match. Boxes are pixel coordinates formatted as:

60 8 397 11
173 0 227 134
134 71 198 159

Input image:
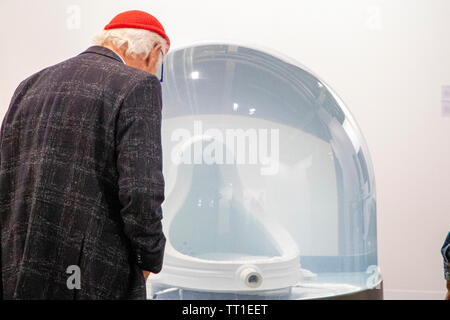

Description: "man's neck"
102 44 126 64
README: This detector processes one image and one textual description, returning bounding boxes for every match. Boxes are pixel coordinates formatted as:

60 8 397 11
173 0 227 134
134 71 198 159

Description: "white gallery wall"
0 0 449 299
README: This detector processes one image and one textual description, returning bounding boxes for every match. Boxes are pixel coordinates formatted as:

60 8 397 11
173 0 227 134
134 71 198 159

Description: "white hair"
93 28 168 64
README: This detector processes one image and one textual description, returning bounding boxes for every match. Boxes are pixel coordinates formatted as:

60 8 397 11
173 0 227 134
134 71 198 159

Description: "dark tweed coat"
0 46 166 299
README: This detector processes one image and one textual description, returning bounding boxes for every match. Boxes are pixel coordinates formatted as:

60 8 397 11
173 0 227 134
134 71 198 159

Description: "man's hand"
142 270 151 280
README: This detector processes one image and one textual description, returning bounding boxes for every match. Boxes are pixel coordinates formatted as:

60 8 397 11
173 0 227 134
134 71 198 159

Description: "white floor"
384 289 447 300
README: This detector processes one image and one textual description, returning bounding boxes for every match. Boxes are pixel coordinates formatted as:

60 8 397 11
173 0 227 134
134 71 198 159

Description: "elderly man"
0 10 169 299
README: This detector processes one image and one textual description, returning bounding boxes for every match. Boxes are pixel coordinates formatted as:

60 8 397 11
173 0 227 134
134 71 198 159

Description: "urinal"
149 42 380 299
149 136 303 292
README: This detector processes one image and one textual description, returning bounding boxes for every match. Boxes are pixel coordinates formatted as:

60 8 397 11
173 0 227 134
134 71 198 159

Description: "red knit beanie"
104 10 170 51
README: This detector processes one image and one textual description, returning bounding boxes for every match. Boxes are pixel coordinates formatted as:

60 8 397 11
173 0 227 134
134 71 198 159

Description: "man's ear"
145 44 158 67
145 51 152 67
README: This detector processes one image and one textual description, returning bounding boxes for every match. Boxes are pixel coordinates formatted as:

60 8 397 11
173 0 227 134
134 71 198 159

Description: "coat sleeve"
115 75 166 273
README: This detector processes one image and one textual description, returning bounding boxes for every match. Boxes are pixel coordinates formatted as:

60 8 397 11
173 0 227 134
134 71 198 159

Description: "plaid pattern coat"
0 46 166 299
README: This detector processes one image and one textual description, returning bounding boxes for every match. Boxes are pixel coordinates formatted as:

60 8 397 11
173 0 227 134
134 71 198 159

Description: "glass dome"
148 42 380 300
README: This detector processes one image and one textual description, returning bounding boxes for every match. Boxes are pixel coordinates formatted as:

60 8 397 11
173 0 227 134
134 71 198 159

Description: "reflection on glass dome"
148 42 380 300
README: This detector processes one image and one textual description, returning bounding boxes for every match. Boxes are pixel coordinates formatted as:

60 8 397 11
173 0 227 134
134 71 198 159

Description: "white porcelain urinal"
149 136 302 292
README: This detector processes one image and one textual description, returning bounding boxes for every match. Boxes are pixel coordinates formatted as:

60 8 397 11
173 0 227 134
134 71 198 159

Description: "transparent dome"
148 42 380 300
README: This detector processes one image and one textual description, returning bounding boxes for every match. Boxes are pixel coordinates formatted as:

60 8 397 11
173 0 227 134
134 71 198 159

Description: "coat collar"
79 45 125 64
